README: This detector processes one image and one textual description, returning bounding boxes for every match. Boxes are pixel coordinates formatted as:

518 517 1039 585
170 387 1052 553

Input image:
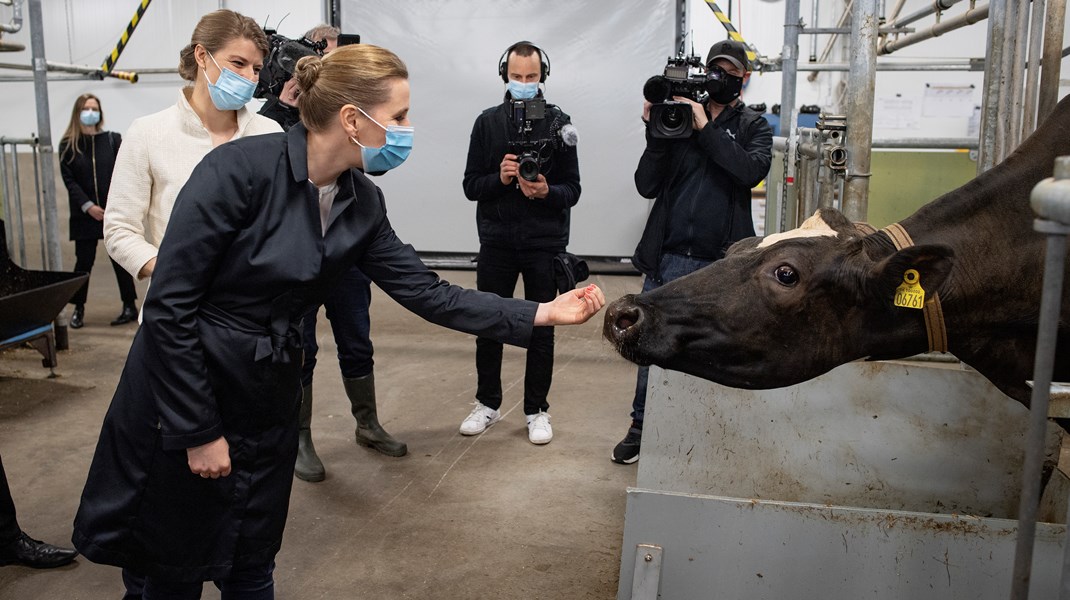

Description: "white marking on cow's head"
757 212 840 249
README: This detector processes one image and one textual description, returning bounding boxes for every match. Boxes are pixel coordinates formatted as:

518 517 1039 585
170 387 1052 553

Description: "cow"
604 94 1070 411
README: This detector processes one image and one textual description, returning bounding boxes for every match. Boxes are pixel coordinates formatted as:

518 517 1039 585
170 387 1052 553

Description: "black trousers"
475 244 560 415
0 453 21 546
71 238 137 306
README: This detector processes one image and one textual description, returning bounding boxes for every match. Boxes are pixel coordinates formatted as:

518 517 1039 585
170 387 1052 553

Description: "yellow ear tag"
894 269 925 309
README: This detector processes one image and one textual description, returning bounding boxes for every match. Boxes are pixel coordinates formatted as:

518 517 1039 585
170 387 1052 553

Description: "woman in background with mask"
74 43 605 598
59 93 137 328
104 9 280 285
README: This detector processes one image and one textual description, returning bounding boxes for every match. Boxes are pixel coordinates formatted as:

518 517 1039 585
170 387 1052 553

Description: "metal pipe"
31 143 44 268
871 137 978 149
1006 0 1031 152
807 0 853 82
842 0 879 223
978 0 1007 173
6 143 26 266
1015 157 1070 600
994 0 1019 162
891 0 962 28
1038 0 1067 123
0 143 14 262
778 0 803 232
794 59 982 72
879 4 989 55
0 75 100 83
809 0 819 62
1022 0 1047 136
26 0 61 274
886 0 909 23
0 0 23 34
817 159 839 210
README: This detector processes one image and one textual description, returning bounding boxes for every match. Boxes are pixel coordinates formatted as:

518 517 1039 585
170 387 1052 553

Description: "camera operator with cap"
460 41 581 445
611 39 772 465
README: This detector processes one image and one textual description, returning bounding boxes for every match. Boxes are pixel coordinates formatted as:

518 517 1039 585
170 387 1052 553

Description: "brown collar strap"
880 223 948 353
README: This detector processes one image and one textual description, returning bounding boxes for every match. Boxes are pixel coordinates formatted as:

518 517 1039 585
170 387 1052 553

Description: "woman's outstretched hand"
534 284 606 326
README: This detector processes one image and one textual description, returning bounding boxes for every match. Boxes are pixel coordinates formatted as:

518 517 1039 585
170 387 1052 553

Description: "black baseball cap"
706 39 752 72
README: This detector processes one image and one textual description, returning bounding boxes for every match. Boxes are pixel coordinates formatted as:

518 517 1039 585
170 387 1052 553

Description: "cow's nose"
603 296 645 343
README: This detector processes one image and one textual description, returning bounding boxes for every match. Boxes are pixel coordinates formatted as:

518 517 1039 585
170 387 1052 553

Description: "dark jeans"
71 238 137 306
631 253 713 424
122 562 275 600
0 453 20 546
301 265 373 387
475 244 560 415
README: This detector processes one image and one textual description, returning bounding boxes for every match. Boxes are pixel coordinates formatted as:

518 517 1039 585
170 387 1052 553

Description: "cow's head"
604 209 954 389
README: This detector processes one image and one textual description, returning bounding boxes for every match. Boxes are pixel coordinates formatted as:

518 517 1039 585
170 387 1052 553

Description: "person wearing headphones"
460 41 581 445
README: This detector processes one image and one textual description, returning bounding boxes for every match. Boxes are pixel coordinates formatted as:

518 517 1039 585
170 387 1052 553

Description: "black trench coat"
72 124 536 581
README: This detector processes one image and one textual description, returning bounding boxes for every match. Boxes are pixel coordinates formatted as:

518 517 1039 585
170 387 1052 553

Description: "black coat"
72 124 537 580
632 102 772 276
462 99 581 249
59 132 121 241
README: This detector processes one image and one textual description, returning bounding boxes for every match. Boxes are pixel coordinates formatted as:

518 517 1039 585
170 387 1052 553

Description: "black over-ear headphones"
497 40 551 83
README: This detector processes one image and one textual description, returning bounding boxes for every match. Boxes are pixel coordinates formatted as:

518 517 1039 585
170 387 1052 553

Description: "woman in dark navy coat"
72 44 605 598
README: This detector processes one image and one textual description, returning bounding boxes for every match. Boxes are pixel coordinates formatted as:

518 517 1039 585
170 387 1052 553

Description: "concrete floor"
0 243 644 599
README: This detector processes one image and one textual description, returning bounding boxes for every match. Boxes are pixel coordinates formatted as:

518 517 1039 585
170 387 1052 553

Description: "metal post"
31 143 45 268
995 0 1020 161
806 0 853 83
1006 0 1031 152
1015 156 1070 600
1037 0 1066 124
842 0 879 222
778 0 802 232
0 143 14 261
26 0 61 273
978 0 1007 173
8 142 27 266
1022 0 1047 136
809 0 819 62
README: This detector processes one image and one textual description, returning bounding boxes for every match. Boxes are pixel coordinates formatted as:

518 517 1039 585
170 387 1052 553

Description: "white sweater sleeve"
104 118 158 279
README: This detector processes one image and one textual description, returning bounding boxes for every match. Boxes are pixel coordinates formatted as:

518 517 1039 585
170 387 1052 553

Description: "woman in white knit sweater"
104 9 281 282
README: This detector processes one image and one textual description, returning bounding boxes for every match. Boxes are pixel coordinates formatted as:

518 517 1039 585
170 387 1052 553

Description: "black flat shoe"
0 531 78 569
70 306 84 329
110 304 137 326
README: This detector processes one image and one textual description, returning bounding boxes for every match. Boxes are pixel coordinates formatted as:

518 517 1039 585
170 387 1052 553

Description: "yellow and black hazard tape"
100 0 151 77
702 0 759 70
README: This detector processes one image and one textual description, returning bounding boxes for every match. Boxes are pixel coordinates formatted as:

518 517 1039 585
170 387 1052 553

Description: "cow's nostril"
614 306 642 333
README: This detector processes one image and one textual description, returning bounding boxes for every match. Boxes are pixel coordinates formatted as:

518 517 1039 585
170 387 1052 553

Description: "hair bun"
294 55 323 91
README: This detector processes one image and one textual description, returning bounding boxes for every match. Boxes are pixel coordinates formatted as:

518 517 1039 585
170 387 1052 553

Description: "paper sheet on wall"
875 96 919 129
923 84 976 118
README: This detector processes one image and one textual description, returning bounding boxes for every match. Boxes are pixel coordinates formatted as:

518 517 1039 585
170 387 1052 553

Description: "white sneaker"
459 402 501 435
526 412 553 445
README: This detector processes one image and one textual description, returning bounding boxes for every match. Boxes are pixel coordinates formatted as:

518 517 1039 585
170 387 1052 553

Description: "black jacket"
59 131 121 241
463 99 581 249
633 102 772 276
73 124 537 580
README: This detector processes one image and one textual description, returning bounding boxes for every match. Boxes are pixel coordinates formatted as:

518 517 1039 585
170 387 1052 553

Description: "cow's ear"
868 245 954 301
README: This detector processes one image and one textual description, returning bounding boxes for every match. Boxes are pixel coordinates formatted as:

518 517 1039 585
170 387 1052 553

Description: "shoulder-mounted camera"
643 53 744 139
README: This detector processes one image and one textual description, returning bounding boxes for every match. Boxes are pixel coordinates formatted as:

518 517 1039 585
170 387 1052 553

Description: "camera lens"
518 154 540 182
649 102 691 139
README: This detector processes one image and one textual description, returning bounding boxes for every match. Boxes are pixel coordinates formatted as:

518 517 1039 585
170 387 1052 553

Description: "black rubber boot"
295 384 326 482
345 373 407 457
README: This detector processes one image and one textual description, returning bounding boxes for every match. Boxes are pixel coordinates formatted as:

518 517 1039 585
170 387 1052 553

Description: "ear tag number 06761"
894 269 925 309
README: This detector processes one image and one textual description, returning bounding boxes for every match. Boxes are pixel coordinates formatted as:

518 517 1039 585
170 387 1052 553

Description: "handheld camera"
643 54 709 139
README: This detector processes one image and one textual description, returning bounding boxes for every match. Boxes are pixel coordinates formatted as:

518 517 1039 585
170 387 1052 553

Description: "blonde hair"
303 24 340 43
177 9 268 81
60 93 103 163
293 44 408 132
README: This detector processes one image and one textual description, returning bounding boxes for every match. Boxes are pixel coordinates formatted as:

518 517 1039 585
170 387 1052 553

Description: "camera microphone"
558 124 578 147
643 76 671 104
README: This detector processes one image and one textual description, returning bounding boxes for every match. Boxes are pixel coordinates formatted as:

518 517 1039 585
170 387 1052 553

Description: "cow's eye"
774 265 798 286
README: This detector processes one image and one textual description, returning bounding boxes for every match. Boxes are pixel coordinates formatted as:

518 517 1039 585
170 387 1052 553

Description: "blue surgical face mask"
204 51 257 111
80 109 101 127
507 80 539 100
351 107 414 173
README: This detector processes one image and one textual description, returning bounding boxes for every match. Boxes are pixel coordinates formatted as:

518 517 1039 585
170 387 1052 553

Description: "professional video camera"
254 29 361 101
643 54 710 139
508 98 578 182
254 31 327 100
